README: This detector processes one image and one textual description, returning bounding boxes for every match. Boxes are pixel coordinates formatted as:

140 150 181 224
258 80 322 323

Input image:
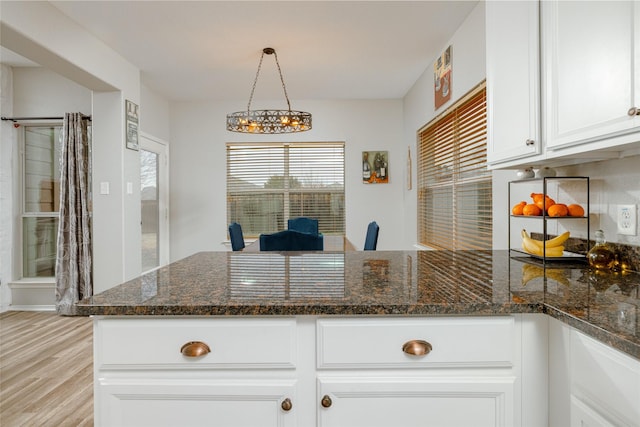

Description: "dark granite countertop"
77 250 640 360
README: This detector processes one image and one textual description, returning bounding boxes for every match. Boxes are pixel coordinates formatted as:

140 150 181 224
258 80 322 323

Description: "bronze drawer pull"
281 398 293 411
180 341 211 357
402 339 433 356
628 107 640 117
525 139 535 146
321 395 332 408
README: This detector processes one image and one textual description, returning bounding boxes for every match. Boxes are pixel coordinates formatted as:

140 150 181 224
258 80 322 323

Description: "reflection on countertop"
77 250 639 359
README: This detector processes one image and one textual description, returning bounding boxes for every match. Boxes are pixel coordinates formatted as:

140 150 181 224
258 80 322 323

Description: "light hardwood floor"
0 311 93 426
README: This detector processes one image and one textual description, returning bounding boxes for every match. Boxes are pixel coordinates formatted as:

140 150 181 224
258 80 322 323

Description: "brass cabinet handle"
321 395 332 408
180 341 211 357
525 139 535 146
628 107 640 117
402 339 433 356
281 398 293 412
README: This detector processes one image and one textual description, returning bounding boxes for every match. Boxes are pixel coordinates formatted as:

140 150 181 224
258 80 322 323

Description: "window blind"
417 82 492 250
227 142 345 236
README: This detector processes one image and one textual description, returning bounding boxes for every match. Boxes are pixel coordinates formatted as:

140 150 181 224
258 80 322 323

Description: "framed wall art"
125 99 139 150
434 45 452 109
362 151 389 184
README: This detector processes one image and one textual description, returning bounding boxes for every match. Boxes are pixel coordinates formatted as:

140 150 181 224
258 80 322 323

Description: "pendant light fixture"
226 47 312 134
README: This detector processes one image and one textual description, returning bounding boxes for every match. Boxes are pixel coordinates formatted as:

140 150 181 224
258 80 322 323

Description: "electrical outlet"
617 204 637 236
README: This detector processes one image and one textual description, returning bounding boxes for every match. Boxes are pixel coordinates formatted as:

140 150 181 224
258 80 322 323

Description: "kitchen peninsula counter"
78 250 640 360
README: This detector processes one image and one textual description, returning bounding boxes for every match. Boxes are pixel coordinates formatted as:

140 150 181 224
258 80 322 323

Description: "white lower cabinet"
97 380 297 427
317 377 515 427
315 316 525 427
93 315 547 426
549 317 640 427
94 317 299 427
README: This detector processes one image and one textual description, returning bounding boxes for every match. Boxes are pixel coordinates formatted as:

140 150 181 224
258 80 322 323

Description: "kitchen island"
78 250 640 427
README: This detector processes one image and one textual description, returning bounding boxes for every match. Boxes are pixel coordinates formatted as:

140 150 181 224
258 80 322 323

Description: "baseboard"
9 305 56 311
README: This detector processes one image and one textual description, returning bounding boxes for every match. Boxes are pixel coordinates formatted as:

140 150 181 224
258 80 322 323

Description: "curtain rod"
1 115 92 123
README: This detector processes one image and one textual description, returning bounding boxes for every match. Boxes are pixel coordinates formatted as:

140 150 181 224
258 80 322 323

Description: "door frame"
140 132 170 271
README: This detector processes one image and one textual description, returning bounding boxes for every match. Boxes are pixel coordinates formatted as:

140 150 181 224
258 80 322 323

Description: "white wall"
141 84 171 143
0 1 164 295
0 65 15 311
169 98 404 260
402 2 487 247
168 1 489 260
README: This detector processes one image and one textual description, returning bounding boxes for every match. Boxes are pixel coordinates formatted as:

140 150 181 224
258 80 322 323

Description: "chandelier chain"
272 51 292 112
246 49 292 113
228 47 311 134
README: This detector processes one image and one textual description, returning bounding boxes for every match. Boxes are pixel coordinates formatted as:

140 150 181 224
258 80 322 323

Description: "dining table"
243 234 356 252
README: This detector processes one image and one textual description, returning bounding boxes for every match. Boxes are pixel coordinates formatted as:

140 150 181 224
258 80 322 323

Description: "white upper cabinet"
486 0 542 167
542 0 640 153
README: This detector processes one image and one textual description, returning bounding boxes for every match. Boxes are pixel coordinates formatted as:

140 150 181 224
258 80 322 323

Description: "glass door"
140 135 169 272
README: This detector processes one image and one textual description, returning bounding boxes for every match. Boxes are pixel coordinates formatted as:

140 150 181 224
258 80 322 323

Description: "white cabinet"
548 318 640 427
93 317 299 427
93 315 547 426
486 0 542 167
97 381 297 427
317 378 515 427
542 0 640 153
315 316 536 427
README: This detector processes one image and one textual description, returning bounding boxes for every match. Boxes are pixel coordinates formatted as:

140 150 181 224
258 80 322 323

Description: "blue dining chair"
287 217 319 235
260 230 323 251
364 221 379 250
229 222 245 251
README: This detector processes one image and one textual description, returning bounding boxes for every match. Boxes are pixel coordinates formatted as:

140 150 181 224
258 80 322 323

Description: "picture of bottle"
363 152 372 182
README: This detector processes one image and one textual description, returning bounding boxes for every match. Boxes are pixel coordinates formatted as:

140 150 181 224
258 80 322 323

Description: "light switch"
100 182 110 195
127 182 133 194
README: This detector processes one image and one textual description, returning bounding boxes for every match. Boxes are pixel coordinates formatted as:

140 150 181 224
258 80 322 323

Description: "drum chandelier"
226 47 312 134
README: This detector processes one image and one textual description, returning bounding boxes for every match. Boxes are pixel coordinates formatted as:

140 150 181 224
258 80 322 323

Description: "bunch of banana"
520 229 569 257
521 264 571 287
521 263 545 286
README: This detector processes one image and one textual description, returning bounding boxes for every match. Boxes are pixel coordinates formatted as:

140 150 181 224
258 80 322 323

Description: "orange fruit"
512 201 527 215
548 203 569 217
567 204 585 217
530 193 544 202
523 203 542 216
534 196 555 212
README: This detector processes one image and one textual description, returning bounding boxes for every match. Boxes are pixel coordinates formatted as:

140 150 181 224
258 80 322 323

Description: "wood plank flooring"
0 311 93 426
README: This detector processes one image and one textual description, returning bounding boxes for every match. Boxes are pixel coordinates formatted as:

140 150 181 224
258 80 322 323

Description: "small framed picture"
125 99 139 151
362 151 389 184
434 45 452 109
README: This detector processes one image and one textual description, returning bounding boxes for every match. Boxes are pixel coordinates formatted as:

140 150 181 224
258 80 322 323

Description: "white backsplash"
557 155 640 247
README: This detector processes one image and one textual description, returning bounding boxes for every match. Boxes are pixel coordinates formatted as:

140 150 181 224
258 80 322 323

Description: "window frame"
18 122 92 279
226 141 345 237
19 123 63 279
417 81 492 250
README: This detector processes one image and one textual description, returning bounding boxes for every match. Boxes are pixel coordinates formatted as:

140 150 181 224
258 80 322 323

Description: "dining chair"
364 221 379 250
260 230 324 251
287 217 319 235
228 222 245 251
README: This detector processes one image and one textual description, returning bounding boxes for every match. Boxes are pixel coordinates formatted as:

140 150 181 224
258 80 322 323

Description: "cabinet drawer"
95 317 296 370
317 317 515 369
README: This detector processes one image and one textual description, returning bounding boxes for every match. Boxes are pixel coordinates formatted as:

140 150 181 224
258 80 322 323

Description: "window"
21 124 91 278
21 125 62 277
226 142 345 236
417 82 492 250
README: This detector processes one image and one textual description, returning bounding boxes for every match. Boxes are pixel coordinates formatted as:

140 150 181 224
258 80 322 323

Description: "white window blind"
417 82 492 250
227 142 345 236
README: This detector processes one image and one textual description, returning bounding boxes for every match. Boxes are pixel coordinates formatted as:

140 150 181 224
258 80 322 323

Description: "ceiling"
3 1 479 103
